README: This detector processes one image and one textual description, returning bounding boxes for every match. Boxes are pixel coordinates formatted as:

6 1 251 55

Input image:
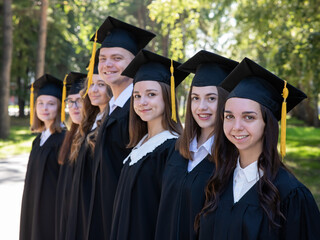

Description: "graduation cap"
220 57 307 159
60 72 86 122
91 16 156 55
30 74 63 126
122 49 190 122
178 50 238 86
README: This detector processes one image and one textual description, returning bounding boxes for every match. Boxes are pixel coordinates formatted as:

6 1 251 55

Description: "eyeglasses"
65 98 83 108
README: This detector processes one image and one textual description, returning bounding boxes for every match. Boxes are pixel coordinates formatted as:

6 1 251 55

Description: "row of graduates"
20 16 320 240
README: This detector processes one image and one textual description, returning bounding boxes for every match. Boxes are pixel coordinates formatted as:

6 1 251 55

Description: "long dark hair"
196 103 286 230
127 81 182 148
176 86 228 161
58 122 79 165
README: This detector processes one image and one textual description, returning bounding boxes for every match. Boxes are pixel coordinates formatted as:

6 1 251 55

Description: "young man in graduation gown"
87 16 156 240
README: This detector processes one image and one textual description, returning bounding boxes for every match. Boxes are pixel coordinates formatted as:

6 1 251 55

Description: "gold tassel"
61 74 68 122
83 31 98 97
280 80 289 160
30 83 34 126
170 59 177 122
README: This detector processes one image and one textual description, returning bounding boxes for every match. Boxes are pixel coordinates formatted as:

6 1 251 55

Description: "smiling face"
36 95 59 128
133 81 165 126
223 97 265 156
98 47 134 90
66 93 82 124
191 86 218 137
88 74 109 112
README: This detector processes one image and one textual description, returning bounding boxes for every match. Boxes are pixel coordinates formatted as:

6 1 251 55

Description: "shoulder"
274 167 314 203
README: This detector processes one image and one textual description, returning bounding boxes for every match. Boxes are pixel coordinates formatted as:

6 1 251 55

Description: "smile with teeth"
198 114 211 118
105 71 117 75
234 135 248 140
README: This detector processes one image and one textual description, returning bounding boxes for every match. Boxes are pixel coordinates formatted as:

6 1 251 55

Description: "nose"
198 99 208 111
138 96 148 106
91 84 98 92
232 118 244 131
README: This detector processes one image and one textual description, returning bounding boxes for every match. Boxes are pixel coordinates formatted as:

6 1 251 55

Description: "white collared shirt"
188 135 214 172
40 128 52 146
91 111 104 130
108 83 133 115
233 158 264 203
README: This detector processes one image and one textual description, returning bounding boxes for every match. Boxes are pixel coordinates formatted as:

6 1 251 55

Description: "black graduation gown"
20 131 65 240
155 150 215 240
65 134 94 240
199 167 320 240
88 100 132 240
110 137 177 240
55 160 74 240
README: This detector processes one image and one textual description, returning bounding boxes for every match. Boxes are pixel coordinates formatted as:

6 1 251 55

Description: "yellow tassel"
61 74 68 122
280 80 289 160
170 59 177 122
83 31 98 97
30 83 34 126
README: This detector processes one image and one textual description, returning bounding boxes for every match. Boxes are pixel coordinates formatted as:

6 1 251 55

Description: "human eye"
133 94 141 99
113 55 123 61
208 96 216 101
224 114 234 120
191 96 198 101
244 115 255 120
98 83 105 87
99 56 106 62
148 92 156 97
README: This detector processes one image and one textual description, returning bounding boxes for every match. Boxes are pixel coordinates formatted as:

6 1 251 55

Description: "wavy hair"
69 78 111 163
195 103 286 230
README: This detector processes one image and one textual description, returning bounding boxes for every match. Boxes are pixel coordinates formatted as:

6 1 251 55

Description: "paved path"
0 154 28 240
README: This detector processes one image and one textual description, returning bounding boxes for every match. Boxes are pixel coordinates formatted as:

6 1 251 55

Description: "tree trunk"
35 0 48 79
17 75 25 118
0 0 13 139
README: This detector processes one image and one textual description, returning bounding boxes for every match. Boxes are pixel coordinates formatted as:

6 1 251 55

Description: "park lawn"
283 125 320 208
0 117 35 159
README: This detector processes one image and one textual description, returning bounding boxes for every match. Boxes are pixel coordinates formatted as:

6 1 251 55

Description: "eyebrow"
224 110 258 115
133 89 159 93
99 53 124 58
191 92 218 96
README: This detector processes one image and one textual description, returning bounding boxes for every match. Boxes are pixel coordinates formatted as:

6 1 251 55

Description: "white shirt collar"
91 111 105 130
234 158 262 183
189 135 214 156
40 128 52 146
109 83 133 115
123 130 178 166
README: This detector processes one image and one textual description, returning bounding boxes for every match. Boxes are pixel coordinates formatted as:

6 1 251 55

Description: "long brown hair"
195 103 286 230
31 97 63 133
127 81 182 148
177 86 228 160
58 122 79 164
69 78 111 163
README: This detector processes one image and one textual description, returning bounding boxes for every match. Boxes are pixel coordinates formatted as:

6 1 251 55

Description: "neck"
44 121 53 132
99 104 107 113
111 79 132 100
239 149 262 168
197 127 213 148
146 120 165 141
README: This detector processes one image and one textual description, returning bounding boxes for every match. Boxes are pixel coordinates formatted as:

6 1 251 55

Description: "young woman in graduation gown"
64 64 111 240
55 72 86 240
20 74 65 240
197 58 320 240
155 50 238 240
110 49 189 240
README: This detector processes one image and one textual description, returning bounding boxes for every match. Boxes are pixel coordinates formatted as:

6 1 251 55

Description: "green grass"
0 117 35 158
283 124 320 208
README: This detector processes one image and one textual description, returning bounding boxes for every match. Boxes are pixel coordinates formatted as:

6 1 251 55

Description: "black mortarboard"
66 72 86 95
178 50 238 87
33 74 63 100
220 57 307 121
121 49 189 87
91 16 156 55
